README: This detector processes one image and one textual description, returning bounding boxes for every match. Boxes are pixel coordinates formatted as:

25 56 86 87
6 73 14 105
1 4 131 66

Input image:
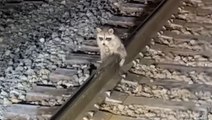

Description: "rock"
78 77 86 85
15 66 24 72
23 59 32 66
117 104 124 111
5 66 13 73
10 89 20 95
61 0 66 5
1 90 8 96
40 69 50 75
17 83 24 89
25 68 35 75
0 77 4 81
54 37 61 42
8 60 13 65
42 75 48 79
51 32 58 39
18 94 26 100
19 75 28 81
3 98 12 105
4 50 11 56
39 38 45 43
42 80 48 84
11 97 20 103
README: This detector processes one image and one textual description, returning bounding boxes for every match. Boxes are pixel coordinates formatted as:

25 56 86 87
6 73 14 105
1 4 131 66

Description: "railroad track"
1 0 212 119
0 0 171 119
51 0 212 120
50 0 182 120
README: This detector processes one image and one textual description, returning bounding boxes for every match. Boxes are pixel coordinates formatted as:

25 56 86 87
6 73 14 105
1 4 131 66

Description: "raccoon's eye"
106 37 112 41
99 37 103 41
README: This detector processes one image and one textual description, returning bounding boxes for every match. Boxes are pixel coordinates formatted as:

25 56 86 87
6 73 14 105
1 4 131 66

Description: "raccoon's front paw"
119 58 125 66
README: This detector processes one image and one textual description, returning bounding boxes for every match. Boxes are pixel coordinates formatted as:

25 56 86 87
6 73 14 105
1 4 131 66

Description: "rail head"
125 0 182 64
50 0 182 119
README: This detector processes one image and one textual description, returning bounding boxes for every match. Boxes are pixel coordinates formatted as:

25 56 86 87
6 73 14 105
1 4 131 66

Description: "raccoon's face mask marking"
96 28 114 46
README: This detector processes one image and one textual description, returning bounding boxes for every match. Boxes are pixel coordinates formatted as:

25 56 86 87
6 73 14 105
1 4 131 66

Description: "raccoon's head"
96 27 115 46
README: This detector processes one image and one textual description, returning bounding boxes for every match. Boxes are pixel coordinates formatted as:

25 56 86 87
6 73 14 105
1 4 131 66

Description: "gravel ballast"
0 0 119 119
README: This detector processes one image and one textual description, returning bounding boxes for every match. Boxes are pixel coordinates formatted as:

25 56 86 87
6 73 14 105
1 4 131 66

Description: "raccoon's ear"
96 28 102 33
108 28 114 34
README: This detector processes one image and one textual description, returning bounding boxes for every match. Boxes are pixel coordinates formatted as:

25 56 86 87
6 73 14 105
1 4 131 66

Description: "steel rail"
50 0 182 120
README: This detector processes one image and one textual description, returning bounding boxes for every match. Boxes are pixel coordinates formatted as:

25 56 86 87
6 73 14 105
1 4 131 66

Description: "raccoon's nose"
103 43 105 45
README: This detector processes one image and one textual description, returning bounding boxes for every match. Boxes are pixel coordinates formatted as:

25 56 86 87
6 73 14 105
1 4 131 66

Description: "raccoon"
96 27 127 66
